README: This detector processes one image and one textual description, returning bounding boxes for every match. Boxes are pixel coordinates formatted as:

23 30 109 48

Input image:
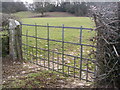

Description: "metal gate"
22 23 96 82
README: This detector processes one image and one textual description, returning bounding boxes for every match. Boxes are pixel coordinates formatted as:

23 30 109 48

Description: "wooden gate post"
9 19 22 60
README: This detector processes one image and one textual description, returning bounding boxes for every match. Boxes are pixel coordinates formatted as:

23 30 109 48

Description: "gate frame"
21 23 96 82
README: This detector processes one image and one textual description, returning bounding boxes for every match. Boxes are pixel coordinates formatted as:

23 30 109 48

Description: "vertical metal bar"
86 59 89 81
44 51 45 68
39 49 41 65
29 47 31 62
39 50 41 66
57 54 59 71
26 30 28 61
94 33 97 82
79 26 83 80
32 48 33 63
68 66 69 76
62 24 64 74
52 52 54 70
47 23 50 69
74 57 76 78
35 23 38 64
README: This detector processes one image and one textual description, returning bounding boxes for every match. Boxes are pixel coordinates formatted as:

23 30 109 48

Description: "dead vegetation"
91 2 120 88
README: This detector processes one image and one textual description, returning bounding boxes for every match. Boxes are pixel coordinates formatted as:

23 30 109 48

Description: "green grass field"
22 17 95 43
22 17 94 27
22 17 95 49
12 11 76 18
12 11 37 18
22 17 96 81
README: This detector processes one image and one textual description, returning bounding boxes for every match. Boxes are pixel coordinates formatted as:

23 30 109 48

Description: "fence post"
79 26 83 80
9 19 22 60
16 23 23 60
47 23 50 69
62 24 65 74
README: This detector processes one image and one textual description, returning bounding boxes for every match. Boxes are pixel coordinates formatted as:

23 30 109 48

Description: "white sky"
2 0 119 3
20 0 120 3
21 0 33 3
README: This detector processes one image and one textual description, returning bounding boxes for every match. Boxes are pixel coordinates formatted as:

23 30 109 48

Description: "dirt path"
2 57 91 88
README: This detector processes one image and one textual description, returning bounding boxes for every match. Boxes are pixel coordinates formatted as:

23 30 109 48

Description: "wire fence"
22 23 96 82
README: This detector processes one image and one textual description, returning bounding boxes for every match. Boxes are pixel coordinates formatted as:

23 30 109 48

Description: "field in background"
12 11 76 18
22 17 95 47
45 12 75 17
12 11 36 18
22 17 94 27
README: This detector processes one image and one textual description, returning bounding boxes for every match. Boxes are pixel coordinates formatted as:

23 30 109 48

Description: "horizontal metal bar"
22 24 93 31
23 57 93 82
22 34 47 40
22 34 96 48
22 23 96 82
82 69 95 74
22 43 96 63
29 59 92 82
23 51 80 69
23 50 95 75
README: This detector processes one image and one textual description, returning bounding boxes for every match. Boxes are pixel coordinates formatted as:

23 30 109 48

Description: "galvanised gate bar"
22 23 96 82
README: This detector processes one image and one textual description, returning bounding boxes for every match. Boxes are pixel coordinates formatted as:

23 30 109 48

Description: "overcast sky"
19 0 120 3
20 0 33 3
1 0 119 3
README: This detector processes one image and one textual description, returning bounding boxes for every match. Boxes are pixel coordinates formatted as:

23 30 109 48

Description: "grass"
22 17 95 52
12 11 36 18
22 17 94 27
3 70 67 88
21 17 96 81
22 17 95 48
45 12 75 17
0 30 9 57
12 11 76 18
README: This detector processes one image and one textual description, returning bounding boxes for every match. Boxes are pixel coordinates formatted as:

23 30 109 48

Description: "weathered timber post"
9 19 22 60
